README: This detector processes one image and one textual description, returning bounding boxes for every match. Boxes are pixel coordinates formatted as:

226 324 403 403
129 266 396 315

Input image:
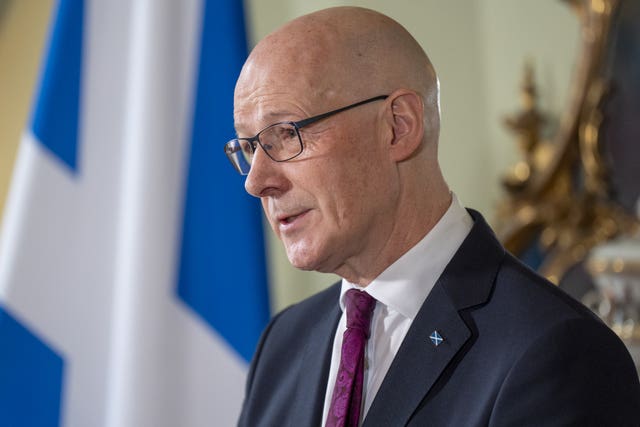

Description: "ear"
386 91 424 162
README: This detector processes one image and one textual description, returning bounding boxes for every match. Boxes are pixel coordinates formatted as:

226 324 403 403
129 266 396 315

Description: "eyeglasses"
224 95 388 175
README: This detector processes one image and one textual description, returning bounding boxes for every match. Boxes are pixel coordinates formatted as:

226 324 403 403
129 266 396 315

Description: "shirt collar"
339 193 473 319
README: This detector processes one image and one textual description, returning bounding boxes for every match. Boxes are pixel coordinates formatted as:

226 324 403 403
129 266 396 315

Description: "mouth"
277 210 311 227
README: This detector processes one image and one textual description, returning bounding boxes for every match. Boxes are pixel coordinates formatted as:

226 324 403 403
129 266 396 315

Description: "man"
226 6 640 426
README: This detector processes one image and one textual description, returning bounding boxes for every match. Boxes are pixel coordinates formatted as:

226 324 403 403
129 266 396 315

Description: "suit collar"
363 210 505 426
438 209 504 310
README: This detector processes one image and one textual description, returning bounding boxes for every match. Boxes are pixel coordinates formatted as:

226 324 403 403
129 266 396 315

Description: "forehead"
233 90 309 134
233 69 339 134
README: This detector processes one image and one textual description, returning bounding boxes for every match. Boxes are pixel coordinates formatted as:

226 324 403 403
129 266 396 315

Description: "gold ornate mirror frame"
496 0 640 285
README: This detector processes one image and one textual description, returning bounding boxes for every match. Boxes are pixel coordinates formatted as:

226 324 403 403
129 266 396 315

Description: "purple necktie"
326 289 376 427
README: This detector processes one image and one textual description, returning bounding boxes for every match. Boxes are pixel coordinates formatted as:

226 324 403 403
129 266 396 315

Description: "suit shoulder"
494 252 600 323
491 317 640 425
470 252 612 365
256 282 341 349
274 281 341 321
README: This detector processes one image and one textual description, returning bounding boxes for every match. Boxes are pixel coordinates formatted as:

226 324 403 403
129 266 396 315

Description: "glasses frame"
225 95 388 175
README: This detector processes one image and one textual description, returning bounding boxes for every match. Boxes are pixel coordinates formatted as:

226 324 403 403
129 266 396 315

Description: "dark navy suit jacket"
238 211 640 426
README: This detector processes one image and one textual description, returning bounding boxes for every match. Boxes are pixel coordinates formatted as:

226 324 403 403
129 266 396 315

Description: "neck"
334 184 451 286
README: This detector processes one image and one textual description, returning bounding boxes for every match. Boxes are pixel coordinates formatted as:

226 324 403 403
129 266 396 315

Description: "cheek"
319 164 389 236
334 146 392 206
317 163 366 222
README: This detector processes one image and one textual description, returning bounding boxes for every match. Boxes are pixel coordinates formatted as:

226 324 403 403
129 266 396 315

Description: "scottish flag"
0 0 269 426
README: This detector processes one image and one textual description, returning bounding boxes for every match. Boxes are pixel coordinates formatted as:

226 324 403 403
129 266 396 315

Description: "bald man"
225 7 640 427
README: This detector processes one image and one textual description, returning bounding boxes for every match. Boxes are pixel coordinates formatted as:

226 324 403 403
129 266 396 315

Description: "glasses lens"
224 139 253 175
259 123 303 161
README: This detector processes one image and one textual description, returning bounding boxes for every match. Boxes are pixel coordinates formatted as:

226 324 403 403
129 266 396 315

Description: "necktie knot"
345 289 376 339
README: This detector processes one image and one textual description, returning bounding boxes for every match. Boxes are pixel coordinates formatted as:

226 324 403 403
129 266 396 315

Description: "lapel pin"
429 330 444 347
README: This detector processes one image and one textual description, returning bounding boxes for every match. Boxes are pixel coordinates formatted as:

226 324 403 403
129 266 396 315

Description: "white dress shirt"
321 194 473 425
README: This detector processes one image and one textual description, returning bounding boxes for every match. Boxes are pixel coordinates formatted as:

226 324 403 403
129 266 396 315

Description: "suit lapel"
363 283 470 426
363 210 504 426
289 293 341 426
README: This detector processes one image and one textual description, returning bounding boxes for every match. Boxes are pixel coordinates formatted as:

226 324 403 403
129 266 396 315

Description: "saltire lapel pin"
429 330 444 347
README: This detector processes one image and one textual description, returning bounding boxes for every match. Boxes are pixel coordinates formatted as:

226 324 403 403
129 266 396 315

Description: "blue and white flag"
0 0 270 426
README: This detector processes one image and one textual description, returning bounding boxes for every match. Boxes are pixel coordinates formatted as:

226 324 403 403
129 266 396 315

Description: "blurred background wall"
0 0 54 222
0 0 579 313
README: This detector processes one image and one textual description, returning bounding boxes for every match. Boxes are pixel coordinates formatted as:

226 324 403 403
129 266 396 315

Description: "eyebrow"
262 110 303 123
234 111 304 136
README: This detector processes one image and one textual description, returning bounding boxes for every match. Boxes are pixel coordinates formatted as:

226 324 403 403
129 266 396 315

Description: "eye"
271 124 297 140
241 140 256 155
284 127 297 139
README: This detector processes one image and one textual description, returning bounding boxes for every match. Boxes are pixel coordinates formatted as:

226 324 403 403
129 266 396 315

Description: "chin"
287 254 319 271
285 246 329 272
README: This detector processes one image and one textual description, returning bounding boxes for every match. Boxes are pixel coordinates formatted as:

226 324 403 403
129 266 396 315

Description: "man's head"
231 7 451 285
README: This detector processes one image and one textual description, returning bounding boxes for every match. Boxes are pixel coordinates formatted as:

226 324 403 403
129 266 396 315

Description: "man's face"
234 71 399 277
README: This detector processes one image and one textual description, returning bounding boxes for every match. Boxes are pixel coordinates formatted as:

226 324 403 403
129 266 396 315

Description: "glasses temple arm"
294 95 388 128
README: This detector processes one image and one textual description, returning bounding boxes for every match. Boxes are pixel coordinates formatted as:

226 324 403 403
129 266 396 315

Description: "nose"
244 145 287 198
